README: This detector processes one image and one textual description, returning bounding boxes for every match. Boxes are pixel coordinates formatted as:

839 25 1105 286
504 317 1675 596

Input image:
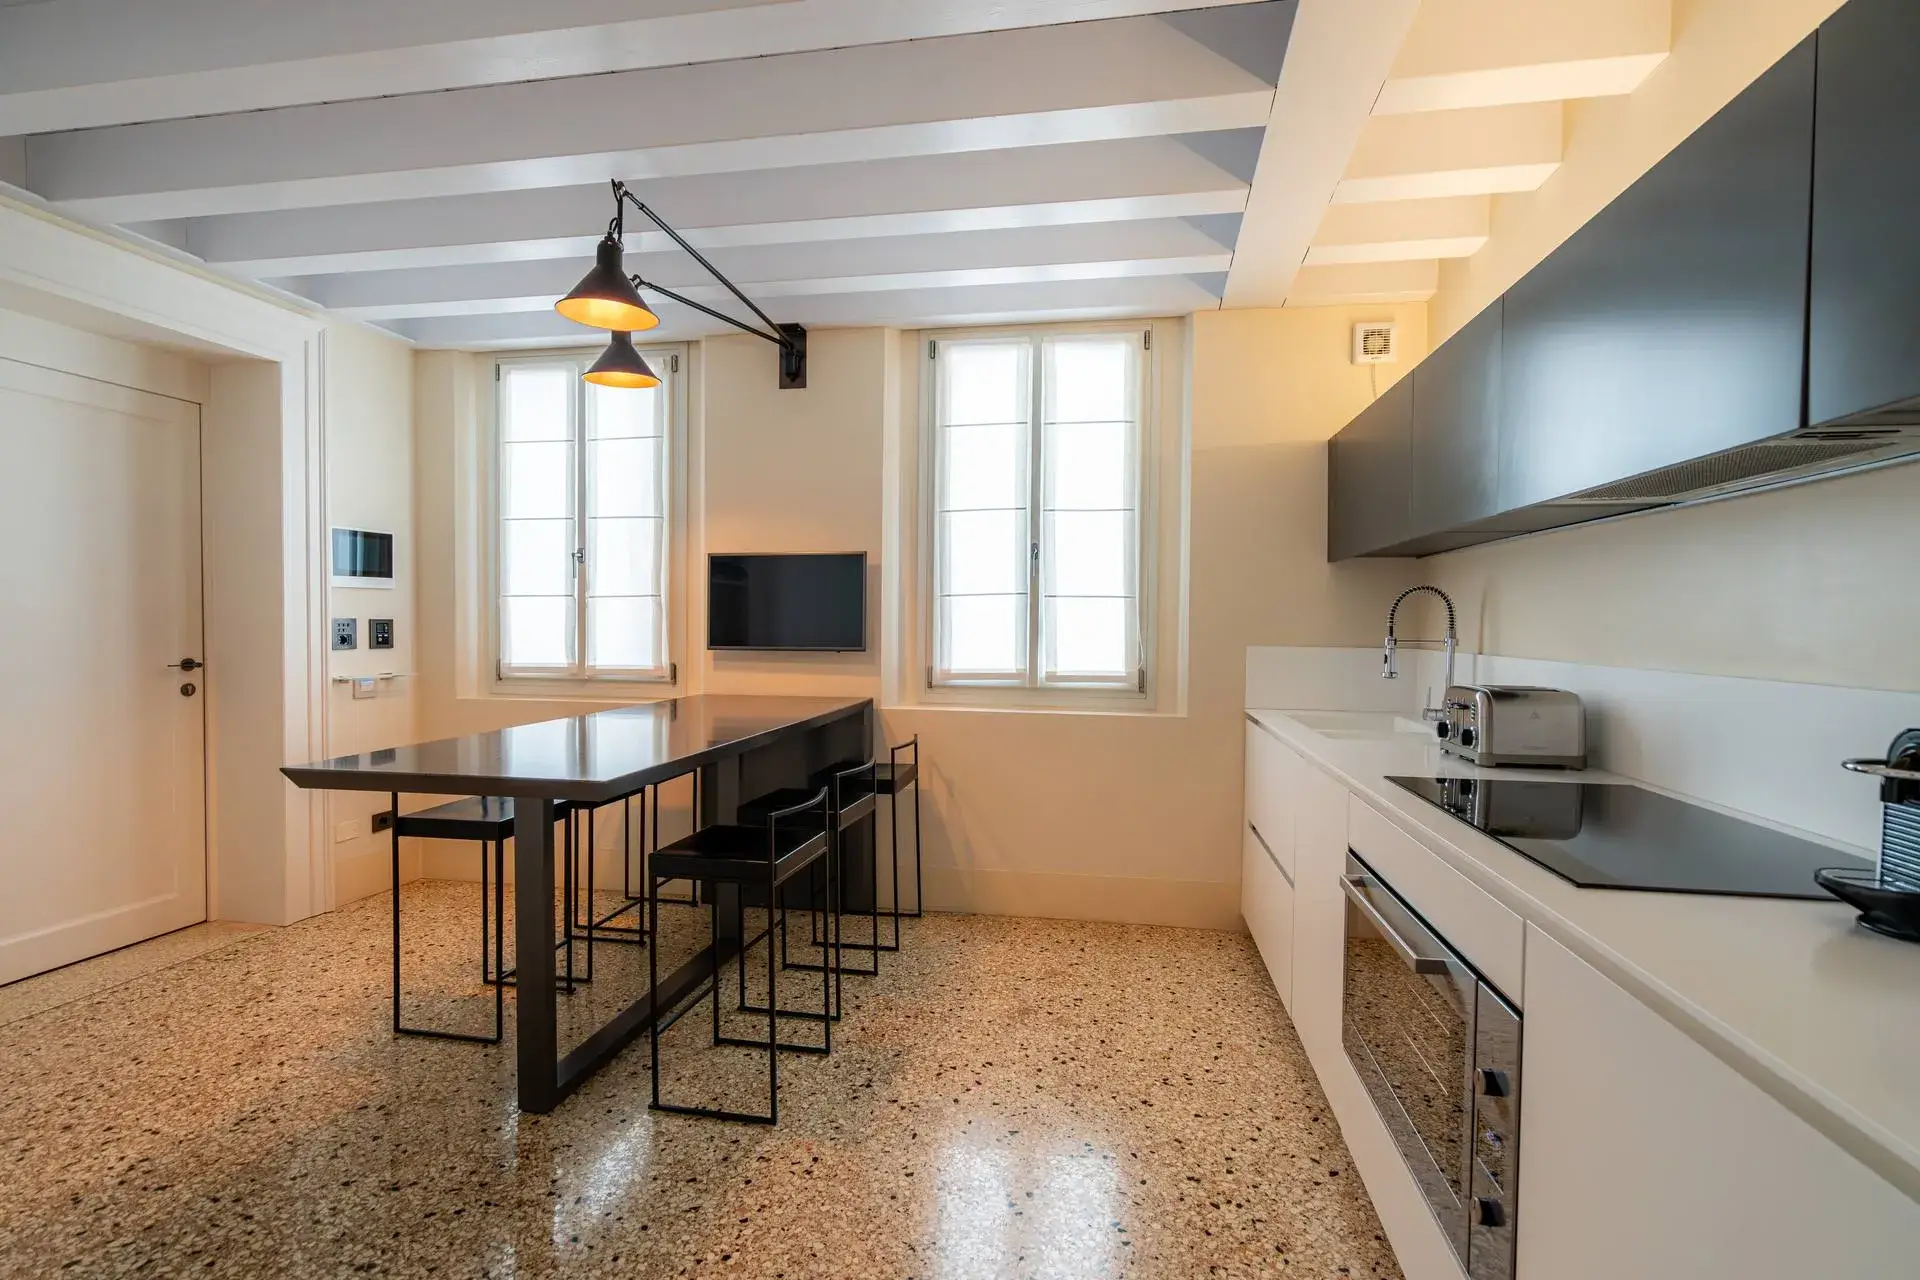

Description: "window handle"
572 547 585 564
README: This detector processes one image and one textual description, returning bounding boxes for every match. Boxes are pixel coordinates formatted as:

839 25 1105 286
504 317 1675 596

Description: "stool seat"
651 822 828 889
744 782 875 828
394 796 572 842
818 758 915 795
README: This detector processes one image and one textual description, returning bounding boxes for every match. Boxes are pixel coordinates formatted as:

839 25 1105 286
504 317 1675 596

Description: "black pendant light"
555 233 660 332
583 331 660 389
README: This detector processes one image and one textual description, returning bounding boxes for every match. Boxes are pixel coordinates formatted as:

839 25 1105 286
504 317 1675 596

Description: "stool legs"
391 792 504 1046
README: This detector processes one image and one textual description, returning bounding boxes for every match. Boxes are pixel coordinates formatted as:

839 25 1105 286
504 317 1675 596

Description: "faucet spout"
1383 585 1459 720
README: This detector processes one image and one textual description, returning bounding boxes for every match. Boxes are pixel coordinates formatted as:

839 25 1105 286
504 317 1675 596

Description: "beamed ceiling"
0 0 1672 347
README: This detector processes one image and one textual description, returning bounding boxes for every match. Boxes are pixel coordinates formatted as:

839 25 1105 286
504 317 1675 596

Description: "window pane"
502 596 573 668
941 342 1027 426
941 422 1024 511
589 596 663 670
589 517 662 597
503 518 572 596
941 509 1026 596
1046 420 1130 511
503 366 573 442
940 596 1025 674
1045 597 1128 677
1044 337 1132 423
503 441 571 519
588 381 661 440
1045 510 1130 597
589 437 662 518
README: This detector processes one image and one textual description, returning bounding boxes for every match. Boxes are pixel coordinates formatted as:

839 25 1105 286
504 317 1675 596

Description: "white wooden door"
0 357 206 984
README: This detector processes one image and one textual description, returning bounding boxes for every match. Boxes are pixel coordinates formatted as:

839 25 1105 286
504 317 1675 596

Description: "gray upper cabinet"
1327 373 1412 561
1410 298 1502 536
1496 36 1816 512
1808 0 1920 426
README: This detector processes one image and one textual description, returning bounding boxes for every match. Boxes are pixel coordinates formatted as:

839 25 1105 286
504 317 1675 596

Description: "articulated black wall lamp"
556 180 807 390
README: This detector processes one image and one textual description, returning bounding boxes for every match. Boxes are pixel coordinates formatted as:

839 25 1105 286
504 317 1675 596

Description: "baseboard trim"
923 866 1241 930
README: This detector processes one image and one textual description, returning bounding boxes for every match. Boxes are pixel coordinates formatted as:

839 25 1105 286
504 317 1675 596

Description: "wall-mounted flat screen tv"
708 553 867 651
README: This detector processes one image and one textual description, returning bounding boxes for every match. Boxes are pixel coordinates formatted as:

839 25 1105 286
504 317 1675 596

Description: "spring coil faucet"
1383 585 1458 722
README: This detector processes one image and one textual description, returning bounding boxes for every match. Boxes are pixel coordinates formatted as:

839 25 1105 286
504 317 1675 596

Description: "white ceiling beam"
178 137 1255 278
1285 259 1437 306
300 220 1236 320
391 274 1227 348
0 0 1269 135
24 12 1285 222
1305 195 1489 265
1223 0 1421 307
1334 101 1562 204
1376 0 1669 115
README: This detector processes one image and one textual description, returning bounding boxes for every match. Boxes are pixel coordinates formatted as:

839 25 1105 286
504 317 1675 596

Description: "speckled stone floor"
0 883 1400 1279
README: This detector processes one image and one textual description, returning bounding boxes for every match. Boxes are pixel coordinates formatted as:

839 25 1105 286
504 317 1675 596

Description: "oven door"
1341 852 1479 1268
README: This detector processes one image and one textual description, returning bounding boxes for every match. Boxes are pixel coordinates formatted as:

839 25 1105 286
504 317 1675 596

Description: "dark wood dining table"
282 693 874 1112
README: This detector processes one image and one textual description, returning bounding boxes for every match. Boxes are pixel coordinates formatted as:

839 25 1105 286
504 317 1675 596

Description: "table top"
281 694 871 803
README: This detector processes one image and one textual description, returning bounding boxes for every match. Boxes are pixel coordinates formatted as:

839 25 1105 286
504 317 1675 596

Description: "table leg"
513 798 559 1113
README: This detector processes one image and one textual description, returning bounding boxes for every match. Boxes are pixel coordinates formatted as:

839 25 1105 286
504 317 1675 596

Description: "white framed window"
494 351 679 682
924 326 1149 694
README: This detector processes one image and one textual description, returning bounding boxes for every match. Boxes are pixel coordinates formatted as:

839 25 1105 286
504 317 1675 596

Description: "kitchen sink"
1281 711 1433 737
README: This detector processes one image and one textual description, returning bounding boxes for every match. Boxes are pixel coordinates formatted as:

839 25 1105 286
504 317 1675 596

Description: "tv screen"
708 553 867 651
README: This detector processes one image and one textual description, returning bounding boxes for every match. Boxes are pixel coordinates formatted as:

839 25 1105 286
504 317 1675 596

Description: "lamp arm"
632 276 788 350
613 181 791 351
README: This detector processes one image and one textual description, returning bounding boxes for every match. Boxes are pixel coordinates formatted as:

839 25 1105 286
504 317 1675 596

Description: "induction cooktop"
1385 776 1872 899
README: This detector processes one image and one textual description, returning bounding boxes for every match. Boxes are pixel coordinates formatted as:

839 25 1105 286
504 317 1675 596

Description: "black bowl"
1814 867 1920 944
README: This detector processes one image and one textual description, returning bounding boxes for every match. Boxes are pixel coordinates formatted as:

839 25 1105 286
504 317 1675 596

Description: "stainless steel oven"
1342 852 1520 1280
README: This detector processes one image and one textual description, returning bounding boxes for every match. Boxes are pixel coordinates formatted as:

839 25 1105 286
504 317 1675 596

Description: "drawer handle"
1249 823 1294 887
1340 874 1452 975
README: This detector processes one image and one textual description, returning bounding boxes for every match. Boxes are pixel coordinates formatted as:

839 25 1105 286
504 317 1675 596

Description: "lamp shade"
583 331 661 389
555 235 660 331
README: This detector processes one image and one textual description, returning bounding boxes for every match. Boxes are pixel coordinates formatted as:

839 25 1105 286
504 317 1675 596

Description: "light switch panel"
331 617 357 650
369 618 394 650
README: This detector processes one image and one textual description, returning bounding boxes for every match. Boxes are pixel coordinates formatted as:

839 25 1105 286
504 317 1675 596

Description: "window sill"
907 685 1162 716
489 675 680 702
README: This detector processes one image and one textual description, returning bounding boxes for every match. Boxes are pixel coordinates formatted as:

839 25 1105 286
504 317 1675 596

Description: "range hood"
1552 421 1920 509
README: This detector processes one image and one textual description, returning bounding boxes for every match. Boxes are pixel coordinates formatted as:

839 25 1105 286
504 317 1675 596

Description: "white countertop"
1248 707 1920 1204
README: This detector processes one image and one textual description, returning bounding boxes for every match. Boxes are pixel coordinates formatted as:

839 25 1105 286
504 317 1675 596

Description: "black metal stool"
648 787 833 1124
567 787 650 981
388 794 578 1044
874 737 924 941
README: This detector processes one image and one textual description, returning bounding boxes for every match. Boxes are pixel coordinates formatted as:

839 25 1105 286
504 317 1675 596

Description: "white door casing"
0 356 206 983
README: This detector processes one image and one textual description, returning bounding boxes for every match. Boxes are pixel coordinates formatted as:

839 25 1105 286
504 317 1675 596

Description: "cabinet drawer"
1245 721 1297 881
1242 822 1295 1009
1348 796 1525 1004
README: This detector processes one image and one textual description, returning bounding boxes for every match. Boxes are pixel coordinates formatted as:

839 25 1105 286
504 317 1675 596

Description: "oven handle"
1340 874 1455 976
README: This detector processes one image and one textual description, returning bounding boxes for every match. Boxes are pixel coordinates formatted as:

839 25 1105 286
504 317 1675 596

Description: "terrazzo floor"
0 882 1401 1279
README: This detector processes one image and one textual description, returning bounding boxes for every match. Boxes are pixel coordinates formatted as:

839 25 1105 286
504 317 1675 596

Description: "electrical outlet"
333 817 366 844
370 618 394 650
331 617 357 651
371 809 394 833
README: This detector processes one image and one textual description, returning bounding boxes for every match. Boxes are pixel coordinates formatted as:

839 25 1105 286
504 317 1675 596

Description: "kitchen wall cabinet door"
1518 927 1920 1278
1497 37 1815 509
1410 298 1502 536
1327 373 1412 560
1808 0 1920 425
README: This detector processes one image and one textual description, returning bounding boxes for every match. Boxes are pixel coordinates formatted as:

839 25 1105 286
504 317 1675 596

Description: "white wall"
321 321 419 903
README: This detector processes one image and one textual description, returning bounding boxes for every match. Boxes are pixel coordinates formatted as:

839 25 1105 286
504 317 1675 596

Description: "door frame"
0 192 331 926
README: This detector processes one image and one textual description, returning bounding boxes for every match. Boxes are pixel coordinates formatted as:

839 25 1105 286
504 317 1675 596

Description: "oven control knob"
1435 721 1451 741
1475 1198 1506 1228
1459 726 1478 749
1478 1067 1510 1097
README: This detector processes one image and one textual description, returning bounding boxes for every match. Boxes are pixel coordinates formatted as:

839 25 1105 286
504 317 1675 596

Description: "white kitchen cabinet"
1244 719 1297 881
1242 820 1294 1006
1518 926 1920 1279
1287 760 1350 1066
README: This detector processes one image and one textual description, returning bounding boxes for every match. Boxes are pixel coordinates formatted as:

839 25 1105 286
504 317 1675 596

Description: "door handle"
168 657 203 672
1340 874 1454 975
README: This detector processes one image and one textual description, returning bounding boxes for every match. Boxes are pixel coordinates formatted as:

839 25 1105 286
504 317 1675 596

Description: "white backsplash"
1248 645 1920 854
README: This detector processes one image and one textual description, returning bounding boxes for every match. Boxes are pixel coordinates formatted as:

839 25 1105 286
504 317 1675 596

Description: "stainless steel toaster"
1436 685 1586 768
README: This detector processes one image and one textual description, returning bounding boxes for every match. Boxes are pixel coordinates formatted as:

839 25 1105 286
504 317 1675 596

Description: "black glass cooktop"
1385 776 1872 899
